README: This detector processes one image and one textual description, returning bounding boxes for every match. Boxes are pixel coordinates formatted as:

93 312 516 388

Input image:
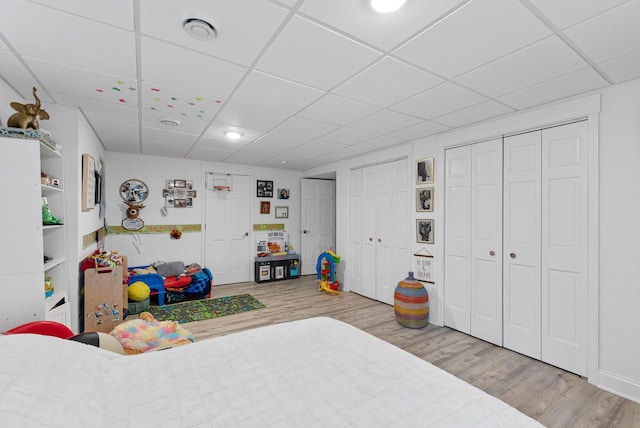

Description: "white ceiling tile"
527 0 629 29
564 0 640 63
256 16 381 90
232 71 324 115
0 0 136 77
348 109 422 134
25 58 138 105
333 57 443 107
186 145 236 162
139 0 288 66
299 0 468 51
26 0 135 29
0 51 43 99
216 101 288 131
391 82 487 120
271 0 297 7
455 36 588 98
194 135 251 153
433 100 514 127
141 37 246 99
297 94 380 125
256 116 338 149
52 93 139 125
225 142 287 165
600 50 640 83
91 121 140 152
269 140 345 163
141 127 198 156
390 121 452 141
360 134 406 151
394 0 551 78
317 126 377 146
497 68 609 110
142 109 209 136
202 122 263 147
140 82 222 120
0 37 9 50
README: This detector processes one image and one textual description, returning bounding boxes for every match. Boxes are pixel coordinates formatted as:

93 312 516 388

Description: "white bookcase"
0 135 70 330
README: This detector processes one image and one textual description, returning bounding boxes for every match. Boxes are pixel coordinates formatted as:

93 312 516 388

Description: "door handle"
510 252 516 259
489 250 495 256
369 237 373 242
378 238 382 243
303 230 310 234
244 232 249 237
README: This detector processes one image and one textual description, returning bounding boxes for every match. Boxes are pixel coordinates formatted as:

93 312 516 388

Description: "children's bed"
0 317 542 427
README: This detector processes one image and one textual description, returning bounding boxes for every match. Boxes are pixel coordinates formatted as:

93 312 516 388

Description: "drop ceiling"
0 0 638 171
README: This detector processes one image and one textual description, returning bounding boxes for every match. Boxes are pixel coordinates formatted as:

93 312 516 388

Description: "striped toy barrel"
394 271 429 329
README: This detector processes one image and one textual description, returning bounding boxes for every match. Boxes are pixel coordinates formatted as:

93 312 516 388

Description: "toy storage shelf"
0 135 70 331
254 254 300 283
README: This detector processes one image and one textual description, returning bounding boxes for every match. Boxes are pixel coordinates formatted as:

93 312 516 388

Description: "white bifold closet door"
444 138 503 346
445 120 588 376
350 159 409 305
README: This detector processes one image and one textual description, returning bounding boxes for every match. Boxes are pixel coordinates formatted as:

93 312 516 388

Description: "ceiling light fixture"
224 130 243 140
160 119 180 127
183 18 218 41
371 0 406 13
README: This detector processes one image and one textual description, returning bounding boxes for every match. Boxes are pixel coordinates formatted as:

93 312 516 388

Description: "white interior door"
541 121 588 376
205 175 251 285
503 131 542 360
300 179 335 275
360 167 377 299
349 169 364 296
375 159 409 305
444 145 472 334
470 139 503 346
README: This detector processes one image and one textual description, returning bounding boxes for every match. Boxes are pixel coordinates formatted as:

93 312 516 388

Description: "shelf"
41 184 63 194
44 257 66 272
43 224 65 230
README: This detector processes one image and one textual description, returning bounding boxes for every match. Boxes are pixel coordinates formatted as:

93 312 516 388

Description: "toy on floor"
109 311 195 354
316 249 341 295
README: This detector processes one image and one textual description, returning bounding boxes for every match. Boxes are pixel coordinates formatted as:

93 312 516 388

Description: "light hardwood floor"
183 275 640 428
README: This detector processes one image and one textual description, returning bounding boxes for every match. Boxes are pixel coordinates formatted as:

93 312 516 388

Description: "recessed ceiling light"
160 119 180 126
224 130 243 140
183 18 217 41
371 0 406 13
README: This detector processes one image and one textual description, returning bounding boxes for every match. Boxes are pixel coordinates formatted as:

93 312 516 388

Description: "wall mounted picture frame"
416 187 434 212
416 219 434 244
416 157 434 184
81 153 96 211
163 179 194 208
257 180 273 197
278 188 290 199
260 201 271 214
275 206 289 218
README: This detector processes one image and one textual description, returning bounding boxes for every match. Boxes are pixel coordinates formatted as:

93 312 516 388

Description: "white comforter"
0 317 543 427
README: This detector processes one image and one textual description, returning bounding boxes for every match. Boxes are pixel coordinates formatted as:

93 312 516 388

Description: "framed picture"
413 253 435 283
81 153 96 211
275 206 289 218
260 201 271 214
416 157 434 184
416 187 434 212
278 188 290 199
416 219 434 244
257 180 274 198
174 179 187 188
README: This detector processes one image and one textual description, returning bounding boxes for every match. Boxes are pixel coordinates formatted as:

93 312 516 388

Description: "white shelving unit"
0 135 70 330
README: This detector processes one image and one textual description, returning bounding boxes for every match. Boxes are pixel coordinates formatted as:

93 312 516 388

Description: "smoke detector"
183 18 217 41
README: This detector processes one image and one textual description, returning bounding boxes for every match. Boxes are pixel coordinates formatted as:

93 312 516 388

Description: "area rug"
148 293 265 324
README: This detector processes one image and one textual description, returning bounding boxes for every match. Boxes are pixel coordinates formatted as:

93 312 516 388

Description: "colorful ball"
128 281 150 301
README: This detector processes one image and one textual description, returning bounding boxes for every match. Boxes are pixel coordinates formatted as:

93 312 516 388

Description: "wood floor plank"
179 276 640 428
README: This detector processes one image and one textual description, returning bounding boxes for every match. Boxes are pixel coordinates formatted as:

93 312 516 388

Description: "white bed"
0 317 543 427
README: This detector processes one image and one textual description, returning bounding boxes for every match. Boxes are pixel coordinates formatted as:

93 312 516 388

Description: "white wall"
104 151 303 269
306 78 640 403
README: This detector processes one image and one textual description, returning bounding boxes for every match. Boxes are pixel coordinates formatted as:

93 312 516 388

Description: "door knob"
244 232 249 237
303 230 310 234
378 238 382 243
489 250 495 256
369 237 373 242
510 252 516 259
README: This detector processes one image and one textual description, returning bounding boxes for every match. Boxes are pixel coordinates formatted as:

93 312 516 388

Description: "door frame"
437 93 600 383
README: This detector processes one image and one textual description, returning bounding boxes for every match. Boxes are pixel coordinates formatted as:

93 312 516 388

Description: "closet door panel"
503 131 542 360
349 169 364 296
470 139 503 346
444 146 472 333
361 167 378 299
541 121 588 376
